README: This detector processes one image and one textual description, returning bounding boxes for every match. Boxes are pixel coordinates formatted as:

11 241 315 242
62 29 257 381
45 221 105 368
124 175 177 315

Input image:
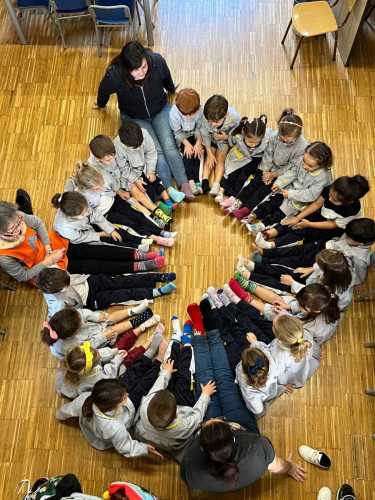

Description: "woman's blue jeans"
192 329 259 434
122 104 188 188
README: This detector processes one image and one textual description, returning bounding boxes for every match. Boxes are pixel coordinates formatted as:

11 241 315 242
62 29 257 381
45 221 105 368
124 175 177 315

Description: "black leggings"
120 356 161 411
67 243 137 275
237 169 273 210
86 273 161 309
167 341 196 407
107 195 162 236
253 192 284 226
181 136 200 183
220 157 262 197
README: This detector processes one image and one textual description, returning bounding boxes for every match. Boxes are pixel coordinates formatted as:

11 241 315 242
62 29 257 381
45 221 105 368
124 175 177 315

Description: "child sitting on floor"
200 94 241 196
36 268 176 318
114 120 175 225
217 114 272 205
41 301 155 358
169 88 204 195
56 324 164 399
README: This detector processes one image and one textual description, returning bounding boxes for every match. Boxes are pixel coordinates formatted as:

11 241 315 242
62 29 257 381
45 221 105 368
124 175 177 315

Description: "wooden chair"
281 0 358 69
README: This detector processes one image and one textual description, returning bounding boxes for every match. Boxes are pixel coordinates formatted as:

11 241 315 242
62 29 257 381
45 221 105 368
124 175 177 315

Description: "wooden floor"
0 1 374 499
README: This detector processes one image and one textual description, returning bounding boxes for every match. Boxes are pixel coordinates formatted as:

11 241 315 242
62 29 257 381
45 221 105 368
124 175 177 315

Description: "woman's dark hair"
200 420 239 485
147 390 177 429
82 379 127 419
111 41 151 87
36 268 70 294
315 249 352 293
231 115 267 140
118 120 143 148
41 307 81 346
296 283 340 324
204 95 229 121
0 202 18 234
345 217 375 245
277 108 303 137
51 192 88 217
305 141 333 169
331 175 369 204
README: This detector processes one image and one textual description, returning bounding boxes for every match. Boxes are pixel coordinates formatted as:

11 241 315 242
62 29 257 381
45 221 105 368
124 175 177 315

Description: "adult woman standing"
95 41 194 200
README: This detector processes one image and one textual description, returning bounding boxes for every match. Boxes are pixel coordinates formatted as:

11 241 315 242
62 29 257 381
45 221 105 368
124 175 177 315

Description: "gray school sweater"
56 348 125 399
269 332 320 388
0 213 50 282
223 128 274 177
169 104 204 146
326 235 372 285
274 159 332 215
200 107 241 150
87 153 122 194
56 392 149 458
53 207 115 244
259 132 308 175
43 273 89 319
134 369 210 453
113 129 158 191
64 178 114 217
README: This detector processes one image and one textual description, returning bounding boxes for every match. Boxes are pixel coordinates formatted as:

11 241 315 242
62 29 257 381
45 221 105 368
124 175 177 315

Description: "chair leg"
365 4 375 22
93 24 101 57
135 1 141 26
290 36 303 69
333 31 338 61
281 19 292 45
54 18 66 49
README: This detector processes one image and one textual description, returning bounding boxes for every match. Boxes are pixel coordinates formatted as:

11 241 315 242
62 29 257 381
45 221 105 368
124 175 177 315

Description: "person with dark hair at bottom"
95 41 194 200
180 299 306 494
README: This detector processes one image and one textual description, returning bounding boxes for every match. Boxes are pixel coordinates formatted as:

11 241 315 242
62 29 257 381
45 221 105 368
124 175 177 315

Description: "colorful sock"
181 320 193 345
171 315 182 341
153 283 177 297
134 256 165 272
223 283 241 304
234 272 257 293
201 179 210 194
130 308 153 328
138 314 161 332
137 243 150 253
228 278 252 302
161 230 178 238
128 299 149 316
167 186 185 203
237 256 255 272
134 250 158 261
187 303 205 334
159 248 165 257
154 235 174 247
158 201 173 216
253 252 262 264
217 288 231 307
164 199 173 207
158 272 176 282
206 287 223 309
195 182 203 194
144 331 164 359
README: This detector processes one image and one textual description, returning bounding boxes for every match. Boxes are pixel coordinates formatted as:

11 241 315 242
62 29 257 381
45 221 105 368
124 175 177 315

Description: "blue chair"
14 0 50 19
89 0 138 56
49 0 93 48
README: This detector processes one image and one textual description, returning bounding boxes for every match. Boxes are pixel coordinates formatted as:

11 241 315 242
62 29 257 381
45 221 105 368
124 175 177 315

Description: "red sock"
134 250 159 261
154 256 165 269
228 278 251 302
187 303 205 334
123 346 145 368
115 330 137 351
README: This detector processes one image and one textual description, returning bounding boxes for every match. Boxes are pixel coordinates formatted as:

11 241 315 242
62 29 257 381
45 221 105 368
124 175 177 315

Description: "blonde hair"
241 347 269 389
273 314 311 361
73 162 104 191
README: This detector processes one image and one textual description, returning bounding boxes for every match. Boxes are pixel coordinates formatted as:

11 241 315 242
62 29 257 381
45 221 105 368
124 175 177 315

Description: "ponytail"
72 162 104 191
273 314 310 362
296 283 341 324
231 114 267 139
241 347 269 388
200 420 239 485
51 191 88 216
82 379 127 419
332 175 370 204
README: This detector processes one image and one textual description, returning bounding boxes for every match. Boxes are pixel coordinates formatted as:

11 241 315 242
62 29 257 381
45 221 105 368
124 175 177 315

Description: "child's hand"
246 332 257 344
147 444 164 459
206 152 216 170
280 216 299 226
135 179 147 192
286 454 306 482
262 171 275 185
272 297 290 312
42 248 66 266
146 172 156 183
284 384 294 394
280 274 294 286
213 131 228 141
295 267 313 278
202 380 217 397
281 189 289 198
119 350 128 359
292 218 310 229
193 142 204 158
271 184 281 192
162 358 177 374
183 142 194 158
110 230 123 242
117 190 130 200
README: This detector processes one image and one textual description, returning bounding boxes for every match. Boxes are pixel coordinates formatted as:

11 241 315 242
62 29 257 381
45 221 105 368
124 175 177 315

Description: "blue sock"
165 199 173 207
158 283 177 296
181 321 193 345
159 248 165 257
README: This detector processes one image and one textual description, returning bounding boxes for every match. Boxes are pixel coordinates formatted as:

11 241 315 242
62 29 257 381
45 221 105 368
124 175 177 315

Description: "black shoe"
336 483 356 500
15 189 33 215
201 179 210 194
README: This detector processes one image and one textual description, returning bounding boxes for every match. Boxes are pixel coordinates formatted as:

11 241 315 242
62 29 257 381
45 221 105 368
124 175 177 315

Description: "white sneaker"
255 232 274 249
317 486 332 500
298 445 331 470
209 182 220 196
189 179 199 195
214 192 225 204
246 222 265 234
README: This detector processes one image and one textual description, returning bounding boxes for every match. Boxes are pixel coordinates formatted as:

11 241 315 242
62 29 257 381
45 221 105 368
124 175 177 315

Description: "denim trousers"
192 329 259 434
122 104 188 188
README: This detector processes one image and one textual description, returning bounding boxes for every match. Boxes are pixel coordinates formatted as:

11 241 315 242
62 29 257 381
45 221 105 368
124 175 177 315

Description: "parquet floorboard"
0 1 374 499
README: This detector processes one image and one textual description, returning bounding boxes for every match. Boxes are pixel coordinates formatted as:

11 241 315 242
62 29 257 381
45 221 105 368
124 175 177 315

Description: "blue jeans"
192 329 259 434
122 104 188 188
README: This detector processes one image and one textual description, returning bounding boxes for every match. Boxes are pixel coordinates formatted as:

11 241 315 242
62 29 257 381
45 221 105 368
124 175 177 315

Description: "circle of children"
4 42 375 499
